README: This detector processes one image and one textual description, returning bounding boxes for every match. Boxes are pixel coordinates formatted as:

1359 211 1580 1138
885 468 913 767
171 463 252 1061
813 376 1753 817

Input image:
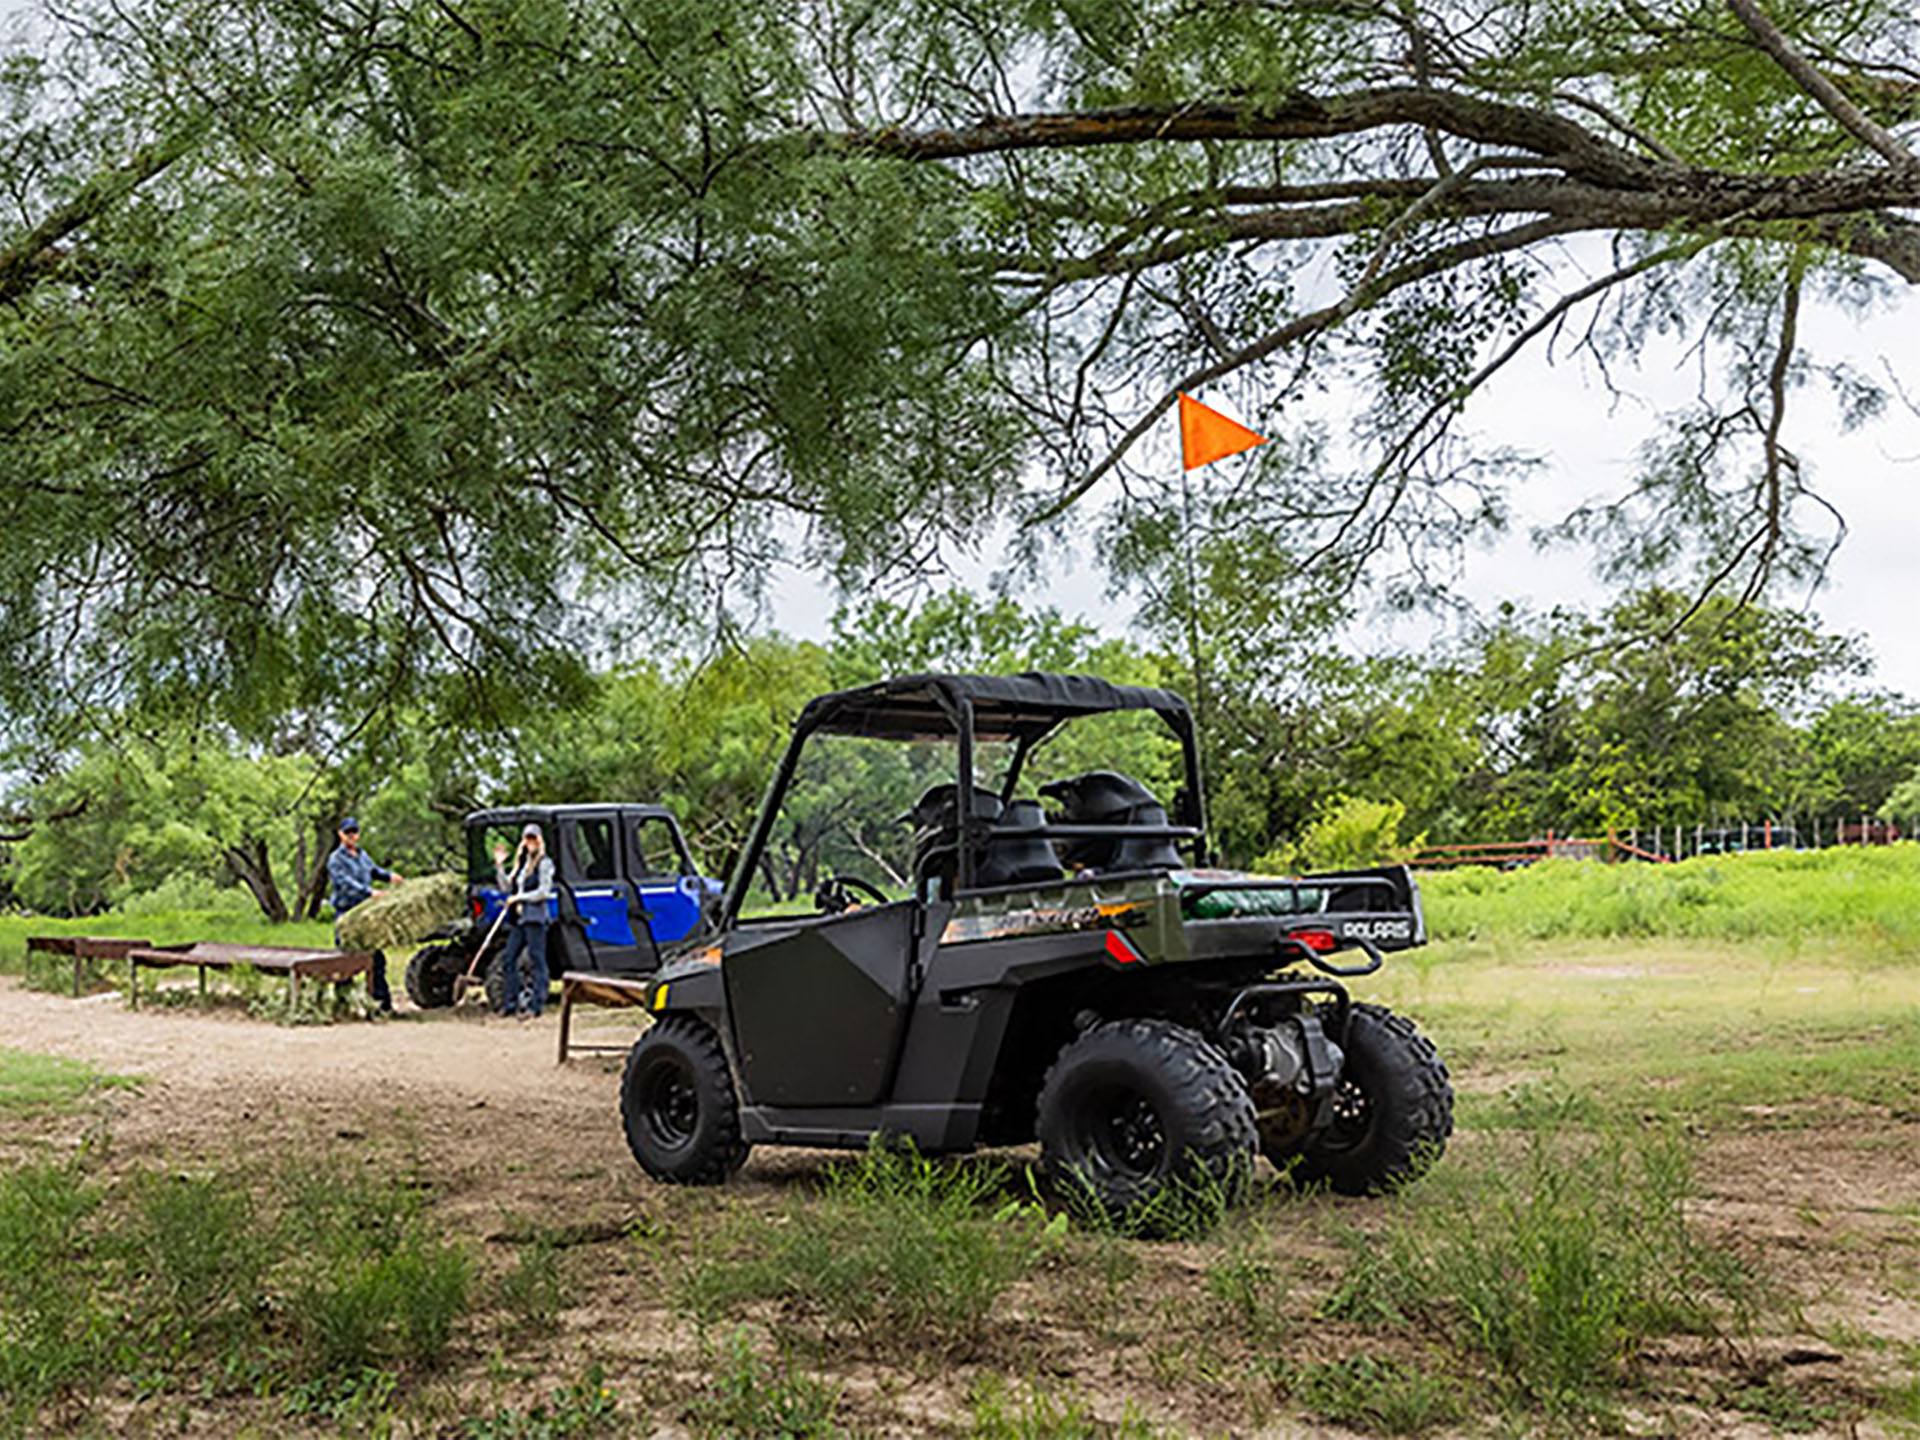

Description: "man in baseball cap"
328 816 403 1012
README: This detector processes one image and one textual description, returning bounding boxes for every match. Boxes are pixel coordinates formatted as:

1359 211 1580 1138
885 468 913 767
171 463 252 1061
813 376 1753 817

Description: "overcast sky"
769 249 1919 693
7 3 1916 696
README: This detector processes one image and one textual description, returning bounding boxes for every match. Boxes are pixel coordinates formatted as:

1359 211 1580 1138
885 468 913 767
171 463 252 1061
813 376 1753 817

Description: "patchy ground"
2 939 1918 1437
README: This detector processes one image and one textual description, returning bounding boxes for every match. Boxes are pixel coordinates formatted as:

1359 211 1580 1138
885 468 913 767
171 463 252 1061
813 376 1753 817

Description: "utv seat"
1039 770 1184 874
976 798 1065 888
902 785 1063 894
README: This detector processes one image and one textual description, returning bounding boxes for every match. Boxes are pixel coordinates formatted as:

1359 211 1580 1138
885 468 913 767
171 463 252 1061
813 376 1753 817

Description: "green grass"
1364 930 1920 1127
1323 1108 1752 1418
684 1330 841 1439
677 1139 1065 1352
462 1368 622 1438
1283 1355 1466 1435
0 1046 134 1111
0 1156 474 1431
1422 844 1920 950
966 1375 1163 1438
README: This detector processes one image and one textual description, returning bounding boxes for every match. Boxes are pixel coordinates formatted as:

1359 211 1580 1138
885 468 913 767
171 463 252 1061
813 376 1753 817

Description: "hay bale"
336 871 467 952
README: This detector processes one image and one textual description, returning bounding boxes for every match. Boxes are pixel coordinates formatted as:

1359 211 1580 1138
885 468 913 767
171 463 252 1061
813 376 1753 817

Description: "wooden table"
122 942 372 1008
25 936 154 997
555 971 653 1064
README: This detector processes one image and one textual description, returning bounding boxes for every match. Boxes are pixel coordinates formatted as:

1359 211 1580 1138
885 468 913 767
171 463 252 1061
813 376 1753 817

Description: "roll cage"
719 672 1210 927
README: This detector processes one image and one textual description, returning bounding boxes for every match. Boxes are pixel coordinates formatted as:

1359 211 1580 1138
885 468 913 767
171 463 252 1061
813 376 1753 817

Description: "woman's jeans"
497 920 551 1015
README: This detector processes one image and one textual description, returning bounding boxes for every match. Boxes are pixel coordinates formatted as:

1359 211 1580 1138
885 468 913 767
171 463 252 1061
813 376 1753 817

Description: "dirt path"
0 976 636 1107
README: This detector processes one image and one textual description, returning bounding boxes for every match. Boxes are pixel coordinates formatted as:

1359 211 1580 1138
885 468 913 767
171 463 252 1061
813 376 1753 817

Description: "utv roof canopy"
796 672 1195 744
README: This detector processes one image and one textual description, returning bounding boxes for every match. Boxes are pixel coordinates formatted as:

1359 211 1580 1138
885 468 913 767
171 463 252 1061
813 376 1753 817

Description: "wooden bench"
122 942 372 1008
555 971 654 1064
25 936 154 997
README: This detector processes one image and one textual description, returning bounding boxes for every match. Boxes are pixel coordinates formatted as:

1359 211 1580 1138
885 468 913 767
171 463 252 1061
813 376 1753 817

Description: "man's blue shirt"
328 844 392 916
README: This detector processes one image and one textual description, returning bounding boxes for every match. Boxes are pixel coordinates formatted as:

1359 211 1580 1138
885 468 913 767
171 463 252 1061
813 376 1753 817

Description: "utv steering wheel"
814 874 890 914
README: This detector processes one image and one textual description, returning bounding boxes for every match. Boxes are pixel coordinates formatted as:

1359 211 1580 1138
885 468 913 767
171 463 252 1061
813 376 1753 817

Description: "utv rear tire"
1037 1019 1256 1226
404 944 459 1010
620 1015 750 1185
1283 1003 1453 1196
483 954 511 1014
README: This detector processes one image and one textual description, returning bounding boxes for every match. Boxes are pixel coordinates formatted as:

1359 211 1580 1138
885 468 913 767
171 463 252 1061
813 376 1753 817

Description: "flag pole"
1179 450 1208 763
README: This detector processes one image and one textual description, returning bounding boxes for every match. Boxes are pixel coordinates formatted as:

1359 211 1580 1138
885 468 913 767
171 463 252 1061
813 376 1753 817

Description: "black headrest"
1039 771 1162 822
898 783 1004 833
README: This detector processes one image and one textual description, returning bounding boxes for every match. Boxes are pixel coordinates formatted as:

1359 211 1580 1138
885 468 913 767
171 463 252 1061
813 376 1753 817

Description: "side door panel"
560 813 641 973
724 902 917 1107
627 811 705 945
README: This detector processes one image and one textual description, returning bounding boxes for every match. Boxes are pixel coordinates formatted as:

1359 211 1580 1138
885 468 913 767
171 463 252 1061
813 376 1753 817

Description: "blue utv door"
559 812 644 972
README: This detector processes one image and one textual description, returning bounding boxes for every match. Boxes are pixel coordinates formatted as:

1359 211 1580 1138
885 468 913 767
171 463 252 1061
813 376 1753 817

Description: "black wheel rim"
638 1054 700 1151
1318 1077 1373 1153
1072 1081 1168 1183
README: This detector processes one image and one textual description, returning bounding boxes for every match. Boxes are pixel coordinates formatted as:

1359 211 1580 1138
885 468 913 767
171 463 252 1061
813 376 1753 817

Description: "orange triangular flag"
1178 392 1267 470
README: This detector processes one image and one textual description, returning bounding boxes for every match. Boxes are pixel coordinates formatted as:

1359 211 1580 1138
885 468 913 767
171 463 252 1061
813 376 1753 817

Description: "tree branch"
0 123 203 305
1027 215 1590 524
839 88 1653 184
1727 0 1919 169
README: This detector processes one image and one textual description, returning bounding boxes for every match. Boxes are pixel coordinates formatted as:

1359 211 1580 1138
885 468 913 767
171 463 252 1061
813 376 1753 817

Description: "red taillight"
1104 931 1143 965
1291 928 1337 953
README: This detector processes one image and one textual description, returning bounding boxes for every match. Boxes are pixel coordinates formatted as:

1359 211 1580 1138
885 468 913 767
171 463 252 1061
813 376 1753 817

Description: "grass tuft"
686 1329 839 1439
966 1374 1163 1438
1324 1096 1752 1415
462 1366 622 1438
1283 1354 1466 1435
0 1154 475 1428
678 1140 1065 1351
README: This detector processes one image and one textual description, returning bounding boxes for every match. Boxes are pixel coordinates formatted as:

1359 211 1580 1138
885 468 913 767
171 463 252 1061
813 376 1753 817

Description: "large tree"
3 0 1916 737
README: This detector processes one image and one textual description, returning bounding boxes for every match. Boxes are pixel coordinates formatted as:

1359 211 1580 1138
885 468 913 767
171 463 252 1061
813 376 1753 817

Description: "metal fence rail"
1413 817 1912 868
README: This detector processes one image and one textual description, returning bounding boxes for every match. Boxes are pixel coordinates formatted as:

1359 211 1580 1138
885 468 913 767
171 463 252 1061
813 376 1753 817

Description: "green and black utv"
620 672 1452 1217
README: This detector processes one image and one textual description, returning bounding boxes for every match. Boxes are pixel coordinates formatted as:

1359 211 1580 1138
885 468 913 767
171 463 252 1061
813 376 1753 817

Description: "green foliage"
685 1331 840 1440
965 1375 1162 1439
1324 1095 1750 1414
0 1047 134 1111
0 726 392 921
1423 844 1920 946
289 1230 472 1369
461 1368 621 1440
1881 764 1920 823
678 1140 1064 1350
1057 1158 1244 1242
0 1153 475 1427
281 1366 400 1426
2 0 1910 770
0 1163 110 1419
1283 1355 1465 1435
1202 1229 1288 1345
1721 1376 1843 1433
495 1235 573 1338
6 584 1912 913
1256 794 1420 873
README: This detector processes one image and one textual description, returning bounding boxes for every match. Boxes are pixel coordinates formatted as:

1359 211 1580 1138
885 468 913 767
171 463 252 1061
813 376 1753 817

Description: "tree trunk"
296 818 335 919
224 835 290 923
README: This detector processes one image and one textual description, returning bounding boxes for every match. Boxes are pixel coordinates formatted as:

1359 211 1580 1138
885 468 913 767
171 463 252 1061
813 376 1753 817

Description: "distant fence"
1413 817 1909 869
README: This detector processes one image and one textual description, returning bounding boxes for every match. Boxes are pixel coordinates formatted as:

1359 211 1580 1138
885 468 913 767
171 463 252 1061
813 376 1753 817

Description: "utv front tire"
620 1015 750 1185
403 944 459 1010
1284 1003 1453 1196
1037 1019 1256 1225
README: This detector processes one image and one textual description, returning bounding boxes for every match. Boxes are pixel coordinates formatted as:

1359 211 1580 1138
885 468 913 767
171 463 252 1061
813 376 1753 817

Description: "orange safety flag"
1178 392 1267 470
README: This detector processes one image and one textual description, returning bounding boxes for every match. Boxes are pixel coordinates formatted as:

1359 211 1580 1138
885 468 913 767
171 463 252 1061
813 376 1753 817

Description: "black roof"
797 672 1193 743
464 803 678 826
